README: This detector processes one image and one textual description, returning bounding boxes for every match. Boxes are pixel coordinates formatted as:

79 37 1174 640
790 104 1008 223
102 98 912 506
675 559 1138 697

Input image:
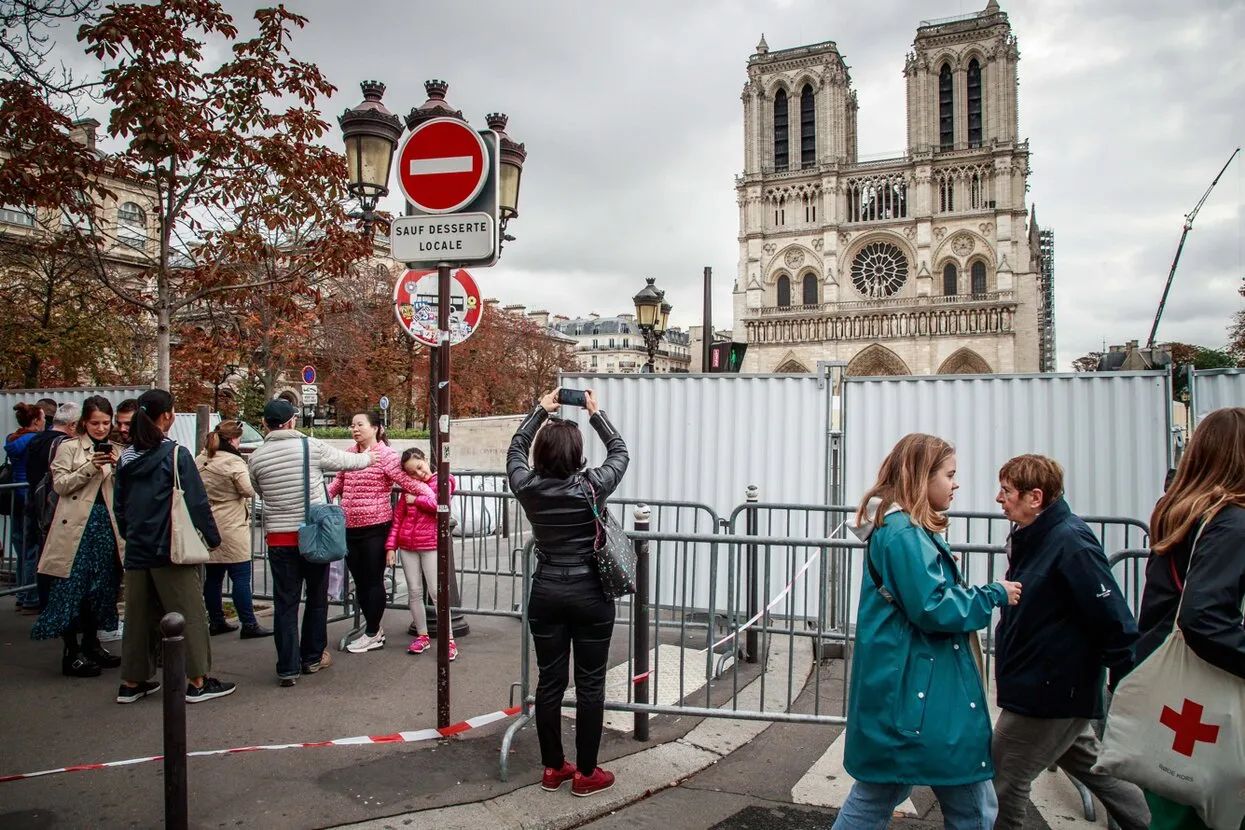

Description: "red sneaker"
571 767 615 797
541 761 575 792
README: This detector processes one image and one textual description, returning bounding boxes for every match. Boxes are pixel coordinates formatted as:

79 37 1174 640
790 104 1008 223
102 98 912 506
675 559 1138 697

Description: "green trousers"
120 565 212 683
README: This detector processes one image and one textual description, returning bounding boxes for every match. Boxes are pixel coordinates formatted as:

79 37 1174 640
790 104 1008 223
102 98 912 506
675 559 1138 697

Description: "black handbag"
582 478 636 599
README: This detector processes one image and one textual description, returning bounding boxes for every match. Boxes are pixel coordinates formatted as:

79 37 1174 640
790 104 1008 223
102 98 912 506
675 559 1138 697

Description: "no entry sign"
396 118 490 215
393 268 484 347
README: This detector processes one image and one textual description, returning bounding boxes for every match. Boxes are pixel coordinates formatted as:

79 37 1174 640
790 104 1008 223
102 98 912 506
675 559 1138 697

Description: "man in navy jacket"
991 455 1149 830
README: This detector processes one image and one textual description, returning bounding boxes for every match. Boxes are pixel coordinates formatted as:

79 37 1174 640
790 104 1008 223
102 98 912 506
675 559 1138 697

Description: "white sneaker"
346 628 385 653
98 626 123 643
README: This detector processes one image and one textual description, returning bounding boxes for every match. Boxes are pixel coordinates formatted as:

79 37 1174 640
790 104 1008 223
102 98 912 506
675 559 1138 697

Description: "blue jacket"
4 430 39 483
994 498 1138 719
845 506 1008 786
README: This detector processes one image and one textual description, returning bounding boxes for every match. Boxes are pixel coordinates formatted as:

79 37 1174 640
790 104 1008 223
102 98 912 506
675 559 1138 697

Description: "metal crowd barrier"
0 482 32 599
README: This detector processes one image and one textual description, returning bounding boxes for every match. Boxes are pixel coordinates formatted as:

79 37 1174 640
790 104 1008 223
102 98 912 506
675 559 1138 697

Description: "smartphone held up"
557 389 588 408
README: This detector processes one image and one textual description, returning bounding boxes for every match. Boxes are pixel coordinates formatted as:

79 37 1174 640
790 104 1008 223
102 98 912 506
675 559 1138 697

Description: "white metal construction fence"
1190 367 1245 428
0 386 149 439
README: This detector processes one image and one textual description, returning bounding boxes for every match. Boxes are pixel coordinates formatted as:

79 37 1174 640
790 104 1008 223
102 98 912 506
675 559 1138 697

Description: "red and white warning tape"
710 520 847 651
0 705 522 784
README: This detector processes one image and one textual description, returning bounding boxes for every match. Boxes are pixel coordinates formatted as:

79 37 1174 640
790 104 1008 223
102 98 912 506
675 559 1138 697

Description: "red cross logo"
1159 699 1220 757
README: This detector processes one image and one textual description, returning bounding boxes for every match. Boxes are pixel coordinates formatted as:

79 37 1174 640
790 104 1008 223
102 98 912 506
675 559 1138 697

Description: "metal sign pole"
435 261 453 729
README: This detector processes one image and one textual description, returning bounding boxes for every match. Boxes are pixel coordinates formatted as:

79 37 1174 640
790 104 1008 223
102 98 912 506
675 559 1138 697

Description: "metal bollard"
632 504 651 742
160 612 188 830
744 485 760 664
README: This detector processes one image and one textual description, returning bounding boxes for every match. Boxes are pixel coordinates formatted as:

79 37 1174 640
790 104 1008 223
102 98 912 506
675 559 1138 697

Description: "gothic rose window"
851 242 909 298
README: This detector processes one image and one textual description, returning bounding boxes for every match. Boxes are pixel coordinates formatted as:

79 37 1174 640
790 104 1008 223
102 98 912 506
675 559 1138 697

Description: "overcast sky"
67 0 1245 368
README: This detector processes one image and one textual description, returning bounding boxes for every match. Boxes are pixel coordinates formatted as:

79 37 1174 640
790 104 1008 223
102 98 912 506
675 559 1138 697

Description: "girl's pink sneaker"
448 639 459 661
407 634 430 654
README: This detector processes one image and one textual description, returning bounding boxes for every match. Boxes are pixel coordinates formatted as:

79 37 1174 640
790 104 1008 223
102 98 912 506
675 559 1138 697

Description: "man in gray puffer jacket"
248 399 375 686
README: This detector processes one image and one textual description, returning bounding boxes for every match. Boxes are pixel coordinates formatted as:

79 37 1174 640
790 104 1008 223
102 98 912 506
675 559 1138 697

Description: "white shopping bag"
1094 526 1245 830
327 558 347 601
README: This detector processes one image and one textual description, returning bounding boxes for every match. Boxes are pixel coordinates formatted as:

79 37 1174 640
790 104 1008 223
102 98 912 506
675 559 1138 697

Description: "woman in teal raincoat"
835 433 1023 830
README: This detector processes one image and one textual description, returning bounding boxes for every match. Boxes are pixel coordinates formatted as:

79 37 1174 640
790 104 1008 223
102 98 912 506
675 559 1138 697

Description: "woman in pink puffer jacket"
386 447 458 659
328 412 422 654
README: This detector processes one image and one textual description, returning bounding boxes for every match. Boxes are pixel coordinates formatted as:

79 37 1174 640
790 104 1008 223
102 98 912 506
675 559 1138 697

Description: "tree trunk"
156 305 171 390
24 355 40 388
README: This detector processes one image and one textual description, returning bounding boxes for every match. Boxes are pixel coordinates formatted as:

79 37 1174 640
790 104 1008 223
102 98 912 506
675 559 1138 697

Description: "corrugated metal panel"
558 373 830 520
0 386 149 440
843 371 1170 529
1192 368 1245 426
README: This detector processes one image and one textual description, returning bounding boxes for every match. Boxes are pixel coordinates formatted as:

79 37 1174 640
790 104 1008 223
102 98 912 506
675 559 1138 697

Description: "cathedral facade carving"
733 1 1050 376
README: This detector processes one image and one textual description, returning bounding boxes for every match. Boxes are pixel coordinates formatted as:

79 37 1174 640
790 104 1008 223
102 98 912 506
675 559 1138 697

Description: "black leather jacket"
506 406 628 567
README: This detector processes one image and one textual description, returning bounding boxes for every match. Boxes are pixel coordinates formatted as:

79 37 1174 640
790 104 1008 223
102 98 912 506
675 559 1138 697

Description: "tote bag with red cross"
1093 520 1245 830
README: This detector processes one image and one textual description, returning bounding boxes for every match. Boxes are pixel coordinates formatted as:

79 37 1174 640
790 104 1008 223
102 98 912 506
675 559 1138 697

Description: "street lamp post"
339 80 524 729
632 277 669 373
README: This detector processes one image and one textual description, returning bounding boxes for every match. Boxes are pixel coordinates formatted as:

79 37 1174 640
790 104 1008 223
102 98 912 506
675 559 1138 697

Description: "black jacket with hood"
506 406 628 567
1135 504 1245 680
115 439 220 568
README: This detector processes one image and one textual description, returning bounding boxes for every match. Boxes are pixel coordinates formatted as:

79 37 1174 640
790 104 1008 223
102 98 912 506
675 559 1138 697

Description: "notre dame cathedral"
732 0 1056 376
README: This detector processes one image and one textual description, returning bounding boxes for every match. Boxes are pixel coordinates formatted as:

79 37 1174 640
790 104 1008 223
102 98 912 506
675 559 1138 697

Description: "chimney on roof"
528 310 550 327
503 304 526 316
588 312 600 319
68 118 100 150
484 298 500 308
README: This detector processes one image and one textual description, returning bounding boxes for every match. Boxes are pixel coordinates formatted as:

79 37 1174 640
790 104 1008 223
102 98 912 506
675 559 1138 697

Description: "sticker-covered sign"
393 268 483 348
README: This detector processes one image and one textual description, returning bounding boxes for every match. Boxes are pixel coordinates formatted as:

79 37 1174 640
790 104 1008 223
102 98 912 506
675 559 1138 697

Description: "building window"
802 273 818 306
800 84 815 168
1 204 34 227
623 338 629 347
969 172 982 210
943 263 958 296
938 175 955 213
967 59 982 148
971 261 987 295
850 242 909 299
773 89 789 171
777 275 791 307
938 63 953 151
117 201 147 248
846 175 907 222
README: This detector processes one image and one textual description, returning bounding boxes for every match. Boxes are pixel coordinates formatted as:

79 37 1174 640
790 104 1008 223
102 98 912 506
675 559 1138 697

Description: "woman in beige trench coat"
33 396 124 677
198 421 271 639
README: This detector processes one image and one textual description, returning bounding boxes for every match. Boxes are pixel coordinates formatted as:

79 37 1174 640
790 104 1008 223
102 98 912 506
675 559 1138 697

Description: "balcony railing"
756 291 1014 317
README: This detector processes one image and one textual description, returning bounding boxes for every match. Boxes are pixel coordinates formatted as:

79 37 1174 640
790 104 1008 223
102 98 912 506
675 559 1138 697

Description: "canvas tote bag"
1093 521 1245 830
170 445 211 566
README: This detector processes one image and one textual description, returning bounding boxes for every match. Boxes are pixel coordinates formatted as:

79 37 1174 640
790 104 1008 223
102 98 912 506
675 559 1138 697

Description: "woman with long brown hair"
1135 407 1245 830
836 433 1021 830
198 420 270 639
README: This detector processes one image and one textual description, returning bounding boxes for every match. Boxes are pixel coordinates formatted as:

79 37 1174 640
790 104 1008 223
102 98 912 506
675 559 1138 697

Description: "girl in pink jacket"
328 412 422 654
386 448 458 659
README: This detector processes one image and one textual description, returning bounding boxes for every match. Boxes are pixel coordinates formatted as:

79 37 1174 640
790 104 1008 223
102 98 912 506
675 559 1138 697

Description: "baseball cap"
263 399 298 427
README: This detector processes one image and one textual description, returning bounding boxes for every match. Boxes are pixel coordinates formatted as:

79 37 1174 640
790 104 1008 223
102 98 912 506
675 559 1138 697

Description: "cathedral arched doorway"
846 344 910 377
937 348 992 375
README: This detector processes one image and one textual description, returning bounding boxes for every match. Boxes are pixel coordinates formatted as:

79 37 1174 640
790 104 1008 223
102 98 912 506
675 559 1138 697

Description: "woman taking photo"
837 433 1022 830
1135 407 1245 830
197 421 270 640
328 411 422 655
114 389 232 705
31 396 123 677
506 388 628 798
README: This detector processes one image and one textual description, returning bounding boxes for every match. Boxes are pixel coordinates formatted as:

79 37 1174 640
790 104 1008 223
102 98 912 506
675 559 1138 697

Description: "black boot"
63 649 102 678
82 640 122 669
239 623 273 639
209 620 240 636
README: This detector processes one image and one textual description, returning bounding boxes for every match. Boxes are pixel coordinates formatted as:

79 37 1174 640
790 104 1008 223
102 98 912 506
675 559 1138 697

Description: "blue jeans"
14 493 40 608
268 546 329 678
833 780 998 830
204 561 257 627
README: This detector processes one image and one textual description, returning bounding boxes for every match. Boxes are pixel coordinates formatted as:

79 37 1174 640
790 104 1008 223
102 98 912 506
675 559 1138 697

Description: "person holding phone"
507 387 628 798
31 396 125 678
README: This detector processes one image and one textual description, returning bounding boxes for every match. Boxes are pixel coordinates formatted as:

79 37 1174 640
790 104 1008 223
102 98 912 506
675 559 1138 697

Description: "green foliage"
1170 343 1237 402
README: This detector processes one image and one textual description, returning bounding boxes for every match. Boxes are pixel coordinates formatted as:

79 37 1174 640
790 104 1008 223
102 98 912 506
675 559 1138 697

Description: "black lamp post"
338 81 403 233
633 277 669 373
339 79 525 730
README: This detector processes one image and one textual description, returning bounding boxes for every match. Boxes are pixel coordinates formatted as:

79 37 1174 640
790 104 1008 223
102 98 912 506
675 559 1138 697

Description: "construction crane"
1146 147 1240 348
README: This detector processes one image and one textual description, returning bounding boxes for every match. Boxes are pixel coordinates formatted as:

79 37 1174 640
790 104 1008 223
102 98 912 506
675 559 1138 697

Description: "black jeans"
346 523 390 636
527 571 615 775
268 545 329 678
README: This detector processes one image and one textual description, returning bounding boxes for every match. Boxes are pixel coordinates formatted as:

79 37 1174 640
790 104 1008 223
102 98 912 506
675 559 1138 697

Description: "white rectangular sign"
390 212 495 263
301 384 318 405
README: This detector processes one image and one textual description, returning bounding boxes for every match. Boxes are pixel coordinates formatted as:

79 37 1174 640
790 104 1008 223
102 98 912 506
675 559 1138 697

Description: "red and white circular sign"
393 268 484 347
396 118 490 215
